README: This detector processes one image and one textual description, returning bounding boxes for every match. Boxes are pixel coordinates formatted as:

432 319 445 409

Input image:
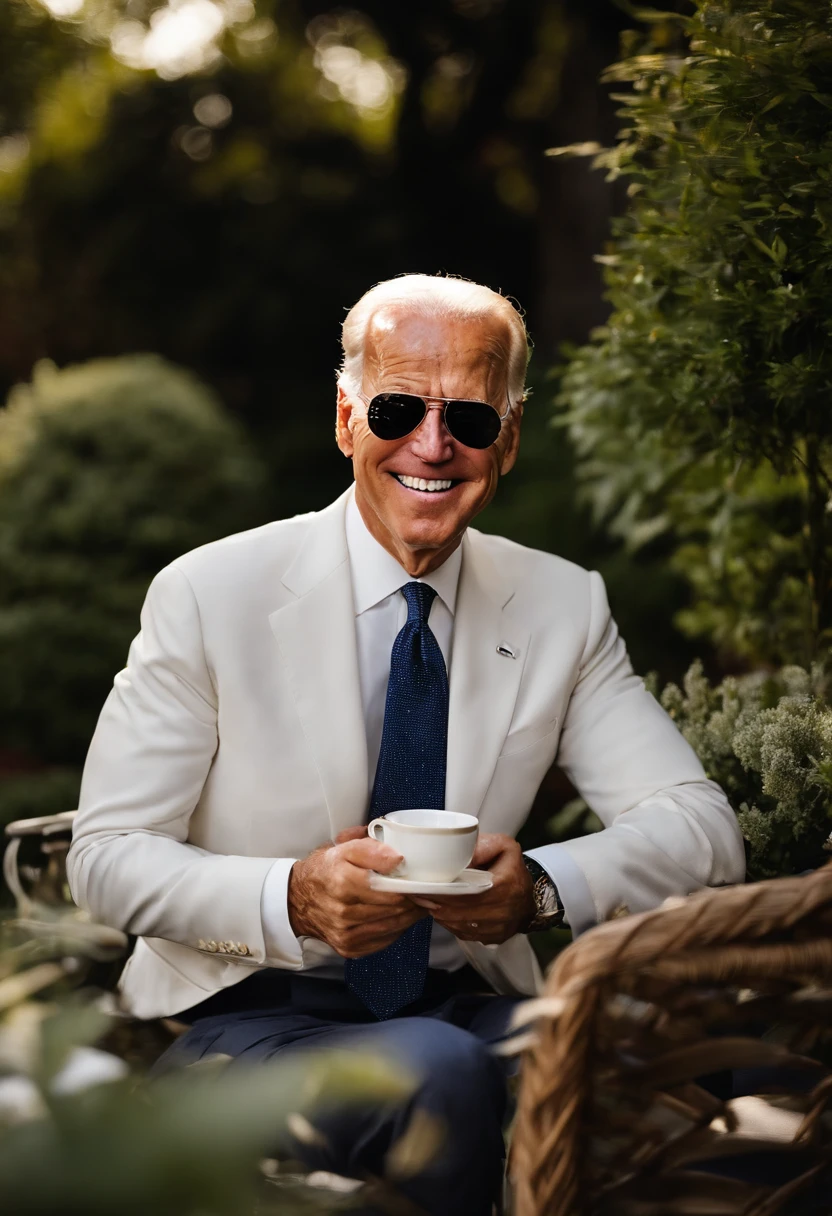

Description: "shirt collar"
345 490 462 618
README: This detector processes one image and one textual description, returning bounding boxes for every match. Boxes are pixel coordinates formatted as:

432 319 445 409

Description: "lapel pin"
496 643 517 659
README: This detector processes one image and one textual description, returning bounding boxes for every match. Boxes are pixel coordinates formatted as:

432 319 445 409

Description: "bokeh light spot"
110 0 226 80
0 135 31 175
306 12 406 118
179 126 213 161
39 0 84 18
193 94 233 129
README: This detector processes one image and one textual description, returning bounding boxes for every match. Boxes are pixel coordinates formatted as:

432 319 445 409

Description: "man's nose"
410 405 454 462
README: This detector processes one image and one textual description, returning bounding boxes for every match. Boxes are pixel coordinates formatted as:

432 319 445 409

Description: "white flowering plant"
645 661 832 880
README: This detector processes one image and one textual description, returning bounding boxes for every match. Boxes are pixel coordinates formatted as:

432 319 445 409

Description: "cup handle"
368 818 386 842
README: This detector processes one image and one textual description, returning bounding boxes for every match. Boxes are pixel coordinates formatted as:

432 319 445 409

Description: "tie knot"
401 581 437 623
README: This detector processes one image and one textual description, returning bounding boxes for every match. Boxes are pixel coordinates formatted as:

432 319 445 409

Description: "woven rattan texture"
511 863 832 1216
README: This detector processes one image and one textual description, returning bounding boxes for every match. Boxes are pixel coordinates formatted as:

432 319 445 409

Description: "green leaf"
759 93 787 115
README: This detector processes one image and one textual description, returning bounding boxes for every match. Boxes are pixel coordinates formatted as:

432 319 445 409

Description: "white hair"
337 274 531 404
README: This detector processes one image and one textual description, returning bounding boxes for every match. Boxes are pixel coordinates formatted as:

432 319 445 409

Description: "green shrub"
554 0 832 668
0 355 267 770
649 660 832 879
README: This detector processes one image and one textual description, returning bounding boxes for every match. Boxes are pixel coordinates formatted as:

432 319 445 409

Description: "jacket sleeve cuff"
260 858 304 967
523 844 598 937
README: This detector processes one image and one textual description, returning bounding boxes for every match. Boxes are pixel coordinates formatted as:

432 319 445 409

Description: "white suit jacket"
68 488 745 1018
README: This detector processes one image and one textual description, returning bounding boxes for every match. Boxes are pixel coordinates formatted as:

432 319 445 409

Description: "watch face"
539 884 560 917
522 856 566 931
535 879 560 920
532 881 562 928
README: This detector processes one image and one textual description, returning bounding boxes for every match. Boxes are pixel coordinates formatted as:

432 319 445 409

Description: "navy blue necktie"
345 581 449 1019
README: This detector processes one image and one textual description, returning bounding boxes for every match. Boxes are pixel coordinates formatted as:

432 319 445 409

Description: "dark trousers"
156 967 521 1216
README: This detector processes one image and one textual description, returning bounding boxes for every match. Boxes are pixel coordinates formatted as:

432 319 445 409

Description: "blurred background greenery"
0 0 696 841
0 915 421 1216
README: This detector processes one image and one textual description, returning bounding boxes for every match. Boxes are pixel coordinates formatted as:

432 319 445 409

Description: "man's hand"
412 833 535 944
287 831 426 958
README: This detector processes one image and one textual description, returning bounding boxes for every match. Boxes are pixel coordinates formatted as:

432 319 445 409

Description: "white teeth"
396 475 453 492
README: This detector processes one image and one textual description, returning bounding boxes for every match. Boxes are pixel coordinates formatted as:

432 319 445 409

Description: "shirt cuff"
523 844 598 937
260 858 304 967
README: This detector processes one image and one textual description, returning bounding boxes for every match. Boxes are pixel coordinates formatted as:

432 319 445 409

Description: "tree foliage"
0 355 266 799
0 0 561 483
555 0 832 667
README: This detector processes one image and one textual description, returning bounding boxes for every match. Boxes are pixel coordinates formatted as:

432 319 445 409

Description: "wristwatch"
522 856 567 932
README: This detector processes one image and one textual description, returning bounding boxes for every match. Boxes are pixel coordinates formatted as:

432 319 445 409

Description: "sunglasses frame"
356 388 512 449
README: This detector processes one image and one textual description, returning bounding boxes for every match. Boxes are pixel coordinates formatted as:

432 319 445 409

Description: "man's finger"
433 917 499 936
337 865 415 907
340 884 414 912
470 832 511 868
334 825 369 845
430 903 497 925
348 912 425 950
431 913 501 937
414 890 493 911
350 907 424 934
340 837 403 873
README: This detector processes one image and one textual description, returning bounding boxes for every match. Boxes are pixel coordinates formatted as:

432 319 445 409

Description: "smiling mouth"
392 474 461 493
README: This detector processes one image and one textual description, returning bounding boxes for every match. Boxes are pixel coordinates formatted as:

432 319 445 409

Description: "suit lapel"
269 490 369 840
445 532 529 819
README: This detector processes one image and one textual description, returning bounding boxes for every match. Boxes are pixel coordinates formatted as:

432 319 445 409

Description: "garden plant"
555 0 832 877
0 355 268 831
0 916 416 1216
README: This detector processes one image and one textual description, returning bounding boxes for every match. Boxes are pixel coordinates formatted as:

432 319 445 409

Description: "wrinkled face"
336 308 523 576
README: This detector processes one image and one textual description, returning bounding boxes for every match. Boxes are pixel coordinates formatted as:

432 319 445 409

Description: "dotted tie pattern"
345 582 449 1019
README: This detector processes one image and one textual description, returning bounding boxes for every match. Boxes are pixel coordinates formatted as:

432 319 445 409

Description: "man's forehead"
364 305 511 363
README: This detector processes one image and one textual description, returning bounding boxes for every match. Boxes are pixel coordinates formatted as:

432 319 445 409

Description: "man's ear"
336 385 355 458
498 402 523 476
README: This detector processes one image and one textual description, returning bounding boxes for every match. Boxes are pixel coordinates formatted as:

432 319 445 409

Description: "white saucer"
368 869 493 896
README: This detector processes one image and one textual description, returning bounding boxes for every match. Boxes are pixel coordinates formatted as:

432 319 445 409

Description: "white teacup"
369 809 478 882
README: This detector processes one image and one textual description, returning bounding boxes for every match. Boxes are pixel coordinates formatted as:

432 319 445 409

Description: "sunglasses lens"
367 393 426 440
366 393 503 449
445 400 502 449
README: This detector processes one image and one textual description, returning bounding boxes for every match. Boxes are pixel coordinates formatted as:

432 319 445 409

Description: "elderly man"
68 274 744 1214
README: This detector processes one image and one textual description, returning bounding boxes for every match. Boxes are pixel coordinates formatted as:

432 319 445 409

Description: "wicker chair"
510 863 832 1216
4 811 79 915
3 810 127 956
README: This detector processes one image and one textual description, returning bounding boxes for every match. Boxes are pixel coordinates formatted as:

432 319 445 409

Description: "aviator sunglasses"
358 389 511 450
